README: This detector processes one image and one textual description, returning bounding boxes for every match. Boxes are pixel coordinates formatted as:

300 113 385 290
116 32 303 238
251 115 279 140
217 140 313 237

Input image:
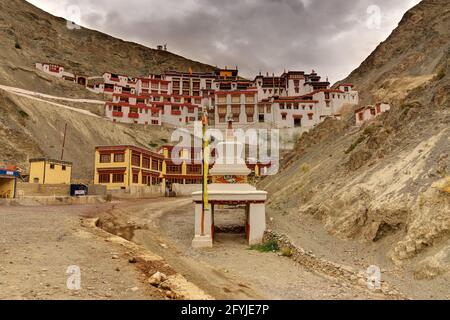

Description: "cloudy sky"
26 0 421 82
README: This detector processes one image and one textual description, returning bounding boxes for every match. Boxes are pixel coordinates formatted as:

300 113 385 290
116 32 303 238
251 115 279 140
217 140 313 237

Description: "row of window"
217 96 255 104
99 173 162 185
279 103 314 110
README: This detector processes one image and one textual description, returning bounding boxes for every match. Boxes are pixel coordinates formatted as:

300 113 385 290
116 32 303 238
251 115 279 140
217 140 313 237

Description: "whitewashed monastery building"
35 63 359 130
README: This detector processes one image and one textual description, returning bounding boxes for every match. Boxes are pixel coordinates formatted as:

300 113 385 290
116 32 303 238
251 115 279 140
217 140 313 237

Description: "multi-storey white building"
35 62 360 130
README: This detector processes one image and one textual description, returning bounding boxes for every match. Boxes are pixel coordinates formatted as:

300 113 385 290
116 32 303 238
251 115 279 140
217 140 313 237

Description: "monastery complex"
36 63 360 130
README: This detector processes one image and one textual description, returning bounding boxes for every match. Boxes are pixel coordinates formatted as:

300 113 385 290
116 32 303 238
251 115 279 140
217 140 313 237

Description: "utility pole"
60 123 68 160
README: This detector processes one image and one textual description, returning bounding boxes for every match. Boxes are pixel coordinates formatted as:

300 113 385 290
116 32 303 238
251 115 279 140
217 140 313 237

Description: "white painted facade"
355 103 391 126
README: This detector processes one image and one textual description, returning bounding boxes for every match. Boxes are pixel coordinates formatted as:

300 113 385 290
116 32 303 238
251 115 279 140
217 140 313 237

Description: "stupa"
191 114 267 248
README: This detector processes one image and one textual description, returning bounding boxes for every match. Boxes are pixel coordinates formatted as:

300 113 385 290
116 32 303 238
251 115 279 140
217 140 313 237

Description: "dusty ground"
0 202 167 300
1 197 446 300
96 198 396 300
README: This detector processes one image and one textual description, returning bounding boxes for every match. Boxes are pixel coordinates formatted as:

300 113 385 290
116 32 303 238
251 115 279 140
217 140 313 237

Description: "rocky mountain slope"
260 0 449 296
0 0 215 93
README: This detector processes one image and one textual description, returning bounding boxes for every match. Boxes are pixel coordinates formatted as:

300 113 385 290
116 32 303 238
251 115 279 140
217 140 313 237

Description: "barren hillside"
0 0 215 94
0 90 172 180
260 0 450 297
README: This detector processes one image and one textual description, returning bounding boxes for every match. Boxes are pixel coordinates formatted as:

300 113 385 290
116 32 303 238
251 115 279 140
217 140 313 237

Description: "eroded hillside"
0 0 215 93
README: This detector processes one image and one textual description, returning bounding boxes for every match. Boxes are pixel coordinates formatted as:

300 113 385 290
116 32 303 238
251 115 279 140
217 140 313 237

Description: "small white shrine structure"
191 116 268 248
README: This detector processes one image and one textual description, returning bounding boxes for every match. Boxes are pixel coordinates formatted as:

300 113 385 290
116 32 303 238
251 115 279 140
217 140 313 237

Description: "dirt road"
97 198 391 300
0 84 102 118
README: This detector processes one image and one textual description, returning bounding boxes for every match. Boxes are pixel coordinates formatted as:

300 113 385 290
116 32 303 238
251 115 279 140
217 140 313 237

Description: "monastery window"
232 106 240 115
287 104 292 110
132 174 139 184
187 165 201 174
358 113 364 121
173 81 180 88
167 165 182 174
247 115 254 123
231 96 241 104
308 113 313 120
370 109 376 116
99 174 110 184
50 164 55 170
280 104 285 110
344 87 349 92
294 80 300 86
219 115 226 123
132 154 141 166
151 83 159 89
100 154 111 163
151 120 159 125
218 106 227 115
206 81 212 89
325 92 330 100
294 103 299 110
152 160 159 171
183 90 190 96
332 94 335 99
142 157 151 169
232 115 240 122
266 105 272 113
130 107 138 114
326 101 330 108
338 95 341 99
245 96 255 103
269 89 272 94
258 105 265 113
112 174 124 183
263 89 267 94
114 153 125 163
309 105 313 110
195 98 202 104
281 114 287 120
62 166 66 171
295 88 299 94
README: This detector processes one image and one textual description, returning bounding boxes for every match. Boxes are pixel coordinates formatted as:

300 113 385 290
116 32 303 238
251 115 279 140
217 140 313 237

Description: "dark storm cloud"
27 0 421 82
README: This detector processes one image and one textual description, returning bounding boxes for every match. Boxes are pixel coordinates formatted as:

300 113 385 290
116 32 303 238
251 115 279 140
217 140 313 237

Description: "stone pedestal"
247 203 266 245
192 204 213 248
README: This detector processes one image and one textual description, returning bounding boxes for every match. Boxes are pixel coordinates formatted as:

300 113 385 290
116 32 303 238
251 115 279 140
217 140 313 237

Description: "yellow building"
29 158 72 185
94 145 164 190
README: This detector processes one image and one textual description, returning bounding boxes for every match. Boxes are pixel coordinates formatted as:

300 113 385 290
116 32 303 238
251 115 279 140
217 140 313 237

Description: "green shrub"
249 239 279 253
